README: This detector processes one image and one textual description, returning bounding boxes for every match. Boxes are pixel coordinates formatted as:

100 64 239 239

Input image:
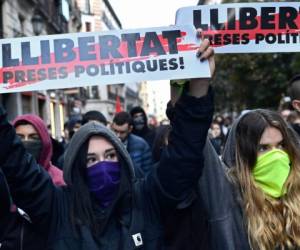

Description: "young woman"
163 68 300 250
223 109 300 250
0 37 214 250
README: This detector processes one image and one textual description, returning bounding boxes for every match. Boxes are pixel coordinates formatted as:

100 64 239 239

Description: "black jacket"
163 97 250 250
0 91 213 250
0 210 47 250
0 169 11 245
130 107 156 149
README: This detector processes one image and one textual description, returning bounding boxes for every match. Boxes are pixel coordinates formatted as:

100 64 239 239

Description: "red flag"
115 95 122 113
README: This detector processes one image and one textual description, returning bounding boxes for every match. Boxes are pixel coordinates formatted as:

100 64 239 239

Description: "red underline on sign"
203 12 300 47
0 32 198 89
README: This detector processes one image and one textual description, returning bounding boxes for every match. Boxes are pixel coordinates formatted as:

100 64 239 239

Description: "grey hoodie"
197 124 251 249
64 121 135 183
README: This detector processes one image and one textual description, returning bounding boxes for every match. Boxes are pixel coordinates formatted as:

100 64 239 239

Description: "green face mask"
252 149 291 198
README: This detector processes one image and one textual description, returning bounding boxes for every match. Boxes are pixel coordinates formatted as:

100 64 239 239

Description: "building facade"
0 0 81 138
76 0 142 121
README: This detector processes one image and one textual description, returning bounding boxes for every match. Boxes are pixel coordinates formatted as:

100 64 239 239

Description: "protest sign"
176 2 300 53
0 25 210 93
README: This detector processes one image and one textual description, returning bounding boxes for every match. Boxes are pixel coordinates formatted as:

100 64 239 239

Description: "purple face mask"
86 161 121 208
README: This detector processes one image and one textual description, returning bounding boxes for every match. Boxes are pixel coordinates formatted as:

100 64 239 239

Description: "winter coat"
0 115 65 250
127 133 153 176
0 169 45 250
163 105 250 250
0 91 213 250
0 169 11 245
130 107 156 149
12 114 65 186
0 209 47 250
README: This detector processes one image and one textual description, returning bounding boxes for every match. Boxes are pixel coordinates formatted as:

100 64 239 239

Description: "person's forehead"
15 124 38 134
133 112 143 117
88 136 115 153
113 123 129 131
259 127 283 144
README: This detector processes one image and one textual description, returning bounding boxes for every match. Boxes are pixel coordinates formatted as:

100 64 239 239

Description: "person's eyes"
258 145 269 153
277 142 285 150
17 134 25 140
87 157 97 166
105 152 117 161
30 135 40 141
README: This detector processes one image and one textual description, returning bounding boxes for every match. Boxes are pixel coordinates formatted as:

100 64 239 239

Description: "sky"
109 0 199 119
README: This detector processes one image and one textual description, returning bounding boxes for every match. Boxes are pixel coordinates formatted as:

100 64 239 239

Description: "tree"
212 0 300 113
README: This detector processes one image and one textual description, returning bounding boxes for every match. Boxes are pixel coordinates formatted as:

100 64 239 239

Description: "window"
85 0 91 14
85 22 91 32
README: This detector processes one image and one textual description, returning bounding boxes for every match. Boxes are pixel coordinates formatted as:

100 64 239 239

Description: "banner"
0 25 210 93
176 2 300 53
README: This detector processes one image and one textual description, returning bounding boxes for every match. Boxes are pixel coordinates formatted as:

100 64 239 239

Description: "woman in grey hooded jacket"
0 38 215 250
192 109 300 250
221 110 300 250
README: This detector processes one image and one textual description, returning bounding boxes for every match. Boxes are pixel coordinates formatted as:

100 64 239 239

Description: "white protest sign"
0 25 210 93
176 2 300 53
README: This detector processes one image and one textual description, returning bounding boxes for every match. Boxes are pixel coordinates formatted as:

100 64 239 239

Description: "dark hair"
152 125 171 163
68 137 128 235
113 112 132 126
236 109 296 169
288 74 300 101
68 117 82 131
68 140 100 234
130 106 145 116
14 120 32 127
82 111 107 126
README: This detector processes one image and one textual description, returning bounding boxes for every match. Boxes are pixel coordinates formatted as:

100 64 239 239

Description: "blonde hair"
230 110 300 250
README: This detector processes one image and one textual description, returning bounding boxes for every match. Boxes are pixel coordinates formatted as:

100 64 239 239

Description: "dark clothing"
0 91 213 250
0 210 47 250
50 137 65 169
0 169 10 220
134 127 156 150
12 114 65 186
163 94 250 250
163 194 208 250
209 137 223 155
163 138 250 250
197 139 250 250
0 169 11 244
291 123 300 138
130 107 156 148
127 134 153 176
0 170 46 250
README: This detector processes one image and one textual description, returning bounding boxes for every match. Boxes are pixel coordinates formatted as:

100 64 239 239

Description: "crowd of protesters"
1 32 300 250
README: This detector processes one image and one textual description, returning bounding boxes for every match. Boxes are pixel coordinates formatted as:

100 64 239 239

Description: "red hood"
12 114 65 186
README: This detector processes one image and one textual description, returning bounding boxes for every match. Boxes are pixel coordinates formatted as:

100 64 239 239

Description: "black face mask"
133 116 145 131
22 140 42 161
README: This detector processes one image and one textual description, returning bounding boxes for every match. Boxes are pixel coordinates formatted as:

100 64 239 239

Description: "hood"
63 121 136 185
130 106 149 134
12 114 52 170
221 114 241 168
222 110 300 168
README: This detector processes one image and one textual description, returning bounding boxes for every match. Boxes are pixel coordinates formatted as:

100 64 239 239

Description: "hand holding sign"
171 30 215 104
190 29 215 98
